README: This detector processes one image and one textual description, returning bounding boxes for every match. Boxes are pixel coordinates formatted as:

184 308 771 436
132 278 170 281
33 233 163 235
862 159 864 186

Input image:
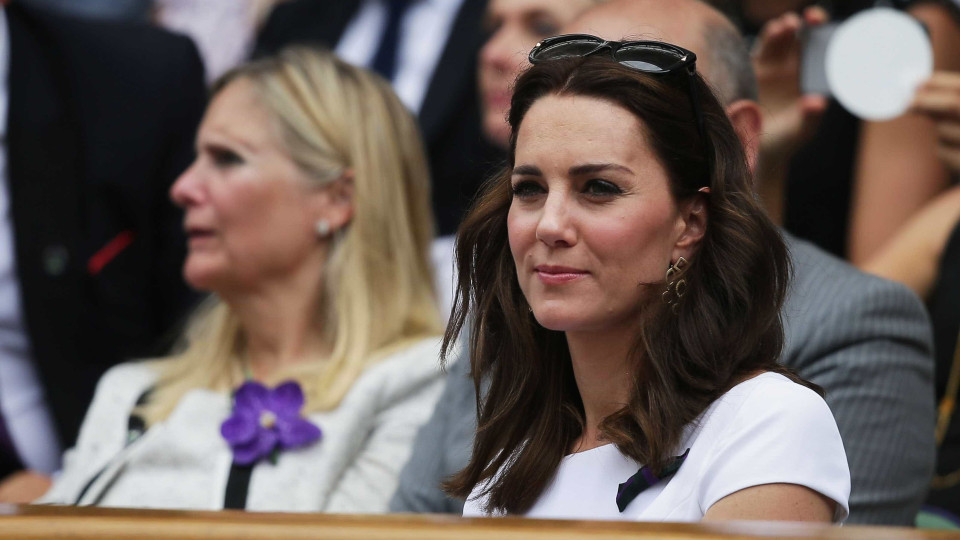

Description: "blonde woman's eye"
211 148 244 167
528 14 560 37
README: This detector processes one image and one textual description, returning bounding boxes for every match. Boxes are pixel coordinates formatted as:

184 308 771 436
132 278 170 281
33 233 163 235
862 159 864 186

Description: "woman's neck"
225 271 329 381
565 325 637 453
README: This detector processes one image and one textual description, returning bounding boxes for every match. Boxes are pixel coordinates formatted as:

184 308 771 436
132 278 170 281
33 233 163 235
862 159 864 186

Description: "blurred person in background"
717 0 960 263
38 47 445 512
254 0 499 238
0 0 203 503
15 0 150 20
153 0 285 85
20 0 289 87
392 0 935 525
477 0 605 148
862 71 960 522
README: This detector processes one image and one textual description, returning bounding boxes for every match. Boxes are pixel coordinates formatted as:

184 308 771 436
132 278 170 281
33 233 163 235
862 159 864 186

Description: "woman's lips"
186 229 215 246
534 265 588 285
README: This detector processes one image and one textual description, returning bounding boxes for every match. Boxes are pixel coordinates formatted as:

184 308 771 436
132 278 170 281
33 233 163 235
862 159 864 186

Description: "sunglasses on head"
528 34 708 170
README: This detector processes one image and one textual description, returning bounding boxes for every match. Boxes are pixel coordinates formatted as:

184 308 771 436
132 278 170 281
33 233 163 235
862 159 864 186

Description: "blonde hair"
140 47 441 425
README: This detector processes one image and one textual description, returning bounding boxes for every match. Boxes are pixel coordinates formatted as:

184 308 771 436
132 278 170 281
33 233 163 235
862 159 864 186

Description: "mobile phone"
800 22 839 96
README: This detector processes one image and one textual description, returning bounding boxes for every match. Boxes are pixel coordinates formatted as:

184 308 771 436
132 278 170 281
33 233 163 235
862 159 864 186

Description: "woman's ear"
672 193 708 261
725 99 762 175
311 170 355 234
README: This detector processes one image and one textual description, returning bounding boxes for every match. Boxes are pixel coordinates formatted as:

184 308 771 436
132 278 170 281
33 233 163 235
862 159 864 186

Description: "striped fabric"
781 233 935 525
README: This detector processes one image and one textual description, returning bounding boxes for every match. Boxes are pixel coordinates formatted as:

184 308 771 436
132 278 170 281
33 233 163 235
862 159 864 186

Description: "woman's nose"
169 160 204 208
535 193 577 248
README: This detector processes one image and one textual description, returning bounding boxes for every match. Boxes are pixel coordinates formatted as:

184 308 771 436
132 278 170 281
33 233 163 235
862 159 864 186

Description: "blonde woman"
38 47 444 512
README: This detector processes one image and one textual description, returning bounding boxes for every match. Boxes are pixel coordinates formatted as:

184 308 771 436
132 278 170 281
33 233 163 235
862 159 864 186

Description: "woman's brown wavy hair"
442 55 812 514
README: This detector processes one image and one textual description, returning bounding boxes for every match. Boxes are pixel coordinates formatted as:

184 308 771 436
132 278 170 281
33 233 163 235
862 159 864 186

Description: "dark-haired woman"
446 36 850 522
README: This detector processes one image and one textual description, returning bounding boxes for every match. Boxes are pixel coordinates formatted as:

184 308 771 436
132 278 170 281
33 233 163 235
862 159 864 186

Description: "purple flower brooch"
220 380 322 465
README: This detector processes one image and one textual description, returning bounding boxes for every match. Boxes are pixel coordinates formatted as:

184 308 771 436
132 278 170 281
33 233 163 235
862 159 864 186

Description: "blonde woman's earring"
315 219 331 239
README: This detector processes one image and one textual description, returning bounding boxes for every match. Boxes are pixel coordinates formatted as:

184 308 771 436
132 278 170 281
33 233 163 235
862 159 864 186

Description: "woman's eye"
583 179 622 197
210 148 244 167
511 180 545 199
528 15 560 38
483 17 503 36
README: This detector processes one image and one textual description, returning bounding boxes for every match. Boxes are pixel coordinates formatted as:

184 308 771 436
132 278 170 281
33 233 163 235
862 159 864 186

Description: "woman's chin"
182 263 224 294
531 309 589 333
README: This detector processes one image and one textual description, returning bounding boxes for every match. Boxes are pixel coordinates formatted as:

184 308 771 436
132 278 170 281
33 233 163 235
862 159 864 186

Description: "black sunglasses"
528 34 708 162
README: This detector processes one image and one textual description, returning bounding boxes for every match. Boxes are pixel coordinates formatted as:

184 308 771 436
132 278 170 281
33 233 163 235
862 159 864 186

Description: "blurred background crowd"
0 0 958 528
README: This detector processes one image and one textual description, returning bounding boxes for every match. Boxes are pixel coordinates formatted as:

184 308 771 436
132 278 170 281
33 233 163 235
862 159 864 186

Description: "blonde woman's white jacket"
39 337 445 512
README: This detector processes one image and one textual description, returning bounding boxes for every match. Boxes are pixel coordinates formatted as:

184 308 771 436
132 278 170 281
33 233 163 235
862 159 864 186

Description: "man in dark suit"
256 0 500 236
0 1 204 499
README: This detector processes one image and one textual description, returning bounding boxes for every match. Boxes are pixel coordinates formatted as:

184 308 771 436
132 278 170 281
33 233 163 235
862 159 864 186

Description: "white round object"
825 8 932 121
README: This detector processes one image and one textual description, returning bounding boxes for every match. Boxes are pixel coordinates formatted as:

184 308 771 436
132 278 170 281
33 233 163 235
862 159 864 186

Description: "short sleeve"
697 377 851 522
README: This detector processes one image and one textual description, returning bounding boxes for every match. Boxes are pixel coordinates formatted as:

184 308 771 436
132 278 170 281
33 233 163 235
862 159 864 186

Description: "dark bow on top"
616 448 690 512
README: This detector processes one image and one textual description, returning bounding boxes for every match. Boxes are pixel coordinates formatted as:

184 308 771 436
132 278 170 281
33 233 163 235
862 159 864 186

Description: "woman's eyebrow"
512 164 542 176
569 163 634 176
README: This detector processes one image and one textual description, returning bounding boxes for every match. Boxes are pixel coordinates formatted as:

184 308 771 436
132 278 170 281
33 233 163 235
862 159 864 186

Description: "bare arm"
858 68 960 294
704 483 834 522
848 3 960 264
860 185 960 298
0 471 52 503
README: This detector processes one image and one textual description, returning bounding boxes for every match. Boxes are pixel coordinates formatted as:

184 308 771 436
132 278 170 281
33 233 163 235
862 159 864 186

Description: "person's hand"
912 72 960 172
752 6 830 167
0 470 53 503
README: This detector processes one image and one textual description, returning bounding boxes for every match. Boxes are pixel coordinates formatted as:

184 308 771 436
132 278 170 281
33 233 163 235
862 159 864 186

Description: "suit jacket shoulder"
782 233 935 526
783 233 933 365
255 0 359 55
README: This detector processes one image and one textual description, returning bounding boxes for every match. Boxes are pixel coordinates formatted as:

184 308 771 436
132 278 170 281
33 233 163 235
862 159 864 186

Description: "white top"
0 6 62 474
39 337 444 512
335 0 464 114
463 373 851 522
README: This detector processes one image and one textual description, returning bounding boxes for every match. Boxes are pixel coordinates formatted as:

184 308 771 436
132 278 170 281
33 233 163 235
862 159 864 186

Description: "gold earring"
662 257 688 312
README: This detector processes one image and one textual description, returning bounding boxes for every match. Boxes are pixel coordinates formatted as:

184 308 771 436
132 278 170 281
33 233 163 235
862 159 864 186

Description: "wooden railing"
1 504 959 540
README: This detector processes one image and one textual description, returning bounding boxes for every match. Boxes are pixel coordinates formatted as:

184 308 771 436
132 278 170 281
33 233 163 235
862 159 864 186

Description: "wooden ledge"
0 504 957 540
